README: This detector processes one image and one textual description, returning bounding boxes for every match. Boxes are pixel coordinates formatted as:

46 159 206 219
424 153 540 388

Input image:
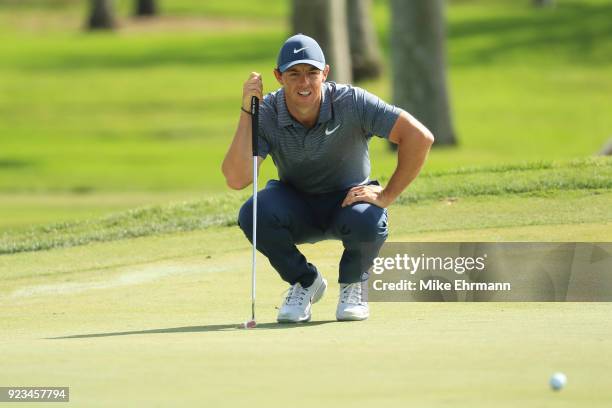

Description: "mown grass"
393 157 612 203
2 237 611 407
0 191 200 231
1 157 609 255
0 195 240 254
1 6 610 405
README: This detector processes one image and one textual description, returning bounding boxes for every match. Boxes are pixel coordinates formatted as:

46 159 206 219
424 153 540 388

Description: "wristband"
241 107 251 115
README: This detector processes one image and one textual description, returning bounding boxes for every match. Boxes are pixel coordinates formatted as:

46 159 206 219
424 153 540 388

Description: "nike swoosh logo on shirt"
293 47 309 54
325 124 341 135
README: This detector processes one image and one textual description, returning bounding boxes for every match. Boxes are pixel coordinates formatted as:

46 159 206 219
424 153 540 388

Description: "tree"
532 0 555 7
390 0 456 146
291 0 352 84
87 0 116 30
135 0 158 17
599 139 612 156
347 0 382 82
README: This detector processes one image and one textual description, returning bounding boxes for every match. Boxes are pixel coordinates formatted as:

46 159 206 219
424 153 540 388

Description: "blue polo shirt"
257 82 402 194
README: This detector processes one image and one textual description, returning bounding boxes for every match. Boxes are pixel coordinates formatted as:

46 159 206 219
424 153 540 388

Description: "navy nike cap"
277 34 326 73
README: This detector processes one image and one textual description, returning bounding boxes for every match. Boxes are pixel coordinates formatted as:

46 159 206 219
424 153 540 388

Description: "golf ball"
549 372 567 391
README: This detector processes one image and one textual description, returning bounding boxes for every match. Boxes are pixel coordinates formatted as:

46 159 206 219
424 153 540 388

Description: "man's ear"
273 68 283 85
322 65 330 81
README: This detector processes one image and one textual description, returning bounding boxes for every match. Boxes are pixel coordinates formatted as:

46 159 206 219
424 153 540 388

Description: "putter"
240 95 259 329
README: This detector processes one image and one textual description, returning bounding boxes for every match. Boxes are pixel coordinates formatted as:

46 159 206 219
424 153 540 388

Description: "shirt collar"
276 82 332 128
317 82 332 124
276 88 293 128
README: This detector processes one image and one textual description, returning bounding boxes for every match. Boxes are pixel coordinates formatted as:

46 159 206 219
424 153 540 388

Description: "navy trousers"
238 179 388 288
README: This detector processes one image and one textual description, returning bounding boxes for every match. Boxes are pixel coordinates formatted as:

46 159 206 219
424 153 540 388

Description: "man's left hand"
341 184 392 208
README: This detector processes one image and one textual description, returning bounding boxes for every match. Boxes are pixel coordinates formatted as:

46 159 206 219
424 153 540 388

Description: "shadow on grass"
0 159 35 169
46 320 338 339
376 2 612 67
448 2 612 66
16 34 280 72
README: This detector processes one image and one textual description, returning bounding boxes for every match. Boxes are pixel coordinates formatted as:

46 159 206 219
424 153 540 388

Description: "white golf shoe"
277 271 327 323
336 282 369 321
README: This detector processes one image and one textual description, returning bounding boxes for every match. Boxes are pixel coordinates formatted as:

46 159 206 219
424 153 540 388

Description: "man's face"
274 63 330 111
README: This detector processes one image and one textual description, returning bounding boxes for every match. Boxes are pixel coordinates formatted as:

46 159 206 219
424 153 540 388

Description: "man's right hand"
242 72 263 111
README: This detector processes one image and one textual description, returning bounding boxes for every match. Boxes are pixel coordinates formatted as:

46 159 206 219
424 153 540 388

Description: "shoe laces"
283 283 308 306
340 282 364 305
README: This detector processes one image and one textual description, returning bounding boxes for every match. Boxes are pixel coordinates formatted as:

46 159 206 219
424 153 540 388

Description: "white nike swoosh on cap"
293 47 309 54
325 124 341 135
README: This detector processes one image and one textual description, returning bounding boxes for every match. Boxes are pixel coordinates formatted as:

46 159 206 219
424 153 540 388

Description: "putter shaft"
250 96 259 322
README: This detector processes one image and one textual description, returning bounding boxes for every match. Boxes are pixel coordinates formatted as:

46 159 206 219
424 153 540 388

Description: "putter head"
239 319 257 329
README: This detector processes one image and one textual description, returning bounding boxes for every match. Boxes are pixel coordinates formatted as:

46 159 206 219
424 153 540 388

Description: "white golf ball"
549 372 567 391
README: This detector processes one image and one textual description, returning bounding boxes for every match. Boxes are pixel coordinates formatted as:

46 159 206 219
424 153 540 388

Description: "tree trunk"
599 138 612 156
390 0 456 146
347 0 382 82
87 0 116 30
532 0 555 7
135 0 157 16
291 0 352 84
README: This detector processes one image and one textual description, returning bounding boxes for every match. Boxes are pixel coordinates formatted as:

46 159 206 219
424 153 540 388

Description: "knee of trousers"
237 199 255 239
336 206 388 243
237 197 280 239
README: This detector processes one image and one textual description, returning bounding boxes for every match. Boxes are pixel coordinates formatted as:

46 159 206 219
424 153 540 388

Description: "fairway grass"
1 199 611 407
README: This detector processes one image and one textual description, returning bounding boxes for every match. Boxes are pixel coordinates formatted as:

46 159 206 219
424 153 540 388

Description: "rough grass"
0 194 242 255
1 157 609 255
393 157 612 203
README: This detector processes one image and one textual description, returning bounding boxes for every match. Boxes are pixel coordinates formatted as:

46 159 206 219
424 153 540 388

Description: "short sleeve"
352 86 402 139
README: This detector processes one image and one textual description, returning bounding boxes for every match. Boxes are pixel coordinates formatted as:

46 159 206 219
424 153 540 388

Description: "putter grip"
250 96 259 157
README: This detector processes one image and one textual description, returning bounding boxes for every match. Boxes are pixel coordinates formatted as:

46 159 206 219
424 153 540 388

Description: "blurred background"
0 0 610 232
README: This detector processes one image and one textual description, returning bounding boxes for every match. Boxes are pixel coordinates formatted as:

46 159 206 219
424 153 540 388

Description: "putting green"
1 193 611 407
